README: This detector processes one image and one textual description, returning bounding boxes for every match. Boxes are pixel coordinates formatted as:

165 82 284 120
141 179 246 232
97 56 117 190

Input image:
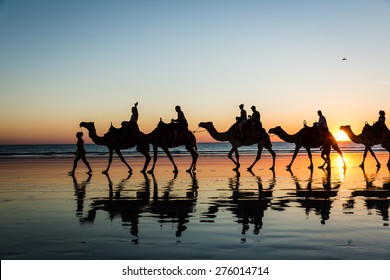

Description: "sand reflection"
78 171 199 241
350 167 390 225
202 171 276 242
286 168 341 224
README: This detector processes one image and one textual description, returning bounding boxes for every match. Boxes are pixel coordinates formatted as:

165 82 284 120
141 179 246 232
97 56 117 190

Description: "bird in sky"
342 58 347 61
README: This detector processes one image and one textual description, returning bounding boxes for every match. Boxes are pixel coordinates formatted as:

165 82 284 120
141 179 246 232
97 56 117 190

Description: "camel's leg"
227 147 239 169
148 146 158 174
141 151 151 173
248 149 262 172
331 144 346 169
247 143 264 172
103 149 114 174
287 146 300 169
267 144 276 170
368 147 381 167
186 145 198 173
319 150 328 169
360 147 369 168
116 149 132 173
163 147 178 173
306 147 313 169
228 147 240 170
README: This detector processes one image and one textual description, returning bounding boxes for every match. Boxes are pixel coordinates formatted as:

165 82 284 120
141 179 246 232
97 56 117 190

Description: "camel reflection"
70 173 92 217
203 171 275 241
149 172 198 237
79 172 198 241
287 169 340 224
351 167 390 224
80 173 150 242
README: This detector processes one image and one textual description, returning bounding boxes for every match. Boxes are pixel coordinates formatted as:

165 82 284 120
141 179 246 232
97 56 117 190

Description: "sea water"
0 141 383 158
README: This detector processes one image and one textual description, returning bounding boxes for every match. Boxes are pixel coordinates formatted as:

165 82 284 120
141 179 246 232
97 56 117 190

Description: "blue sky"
0 0 389 143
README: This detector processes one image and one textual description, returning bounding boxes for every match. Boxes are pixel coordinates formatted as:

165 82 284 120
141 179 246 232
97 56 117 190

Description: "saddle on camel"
157 119 192 145
304 122 330 143
362 122 389 141
235 118 263 142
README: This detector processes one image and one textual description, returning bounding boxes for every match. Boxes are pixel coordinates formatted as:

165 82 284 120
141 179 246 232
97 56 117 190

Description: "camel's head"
80 122 95 131
268 126 281 135
198 122 213 129
339 125 351 132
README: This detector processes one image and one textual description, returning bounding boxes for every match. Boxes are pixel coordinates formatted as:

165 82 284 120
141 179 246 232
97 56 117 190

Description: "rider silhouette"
236 104 247 142
249 105 261 135
171 105 188 140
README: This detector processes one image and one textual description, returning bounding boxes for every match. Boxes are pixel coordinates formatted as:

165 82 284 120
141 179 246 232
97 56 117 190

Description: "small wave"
0 142 385 158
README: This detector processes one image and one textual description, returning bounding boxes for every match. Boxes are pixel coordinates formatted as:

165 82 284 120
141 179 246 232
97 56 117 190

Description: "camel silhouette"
80 122 150 173
340 125 390 167
198 121 276 171
146 119 198 174
268 125 346 170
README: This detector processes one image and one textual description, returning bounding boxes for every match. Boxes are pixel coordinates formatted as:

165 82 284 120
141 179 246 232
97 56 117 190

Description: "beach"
1 150 390 260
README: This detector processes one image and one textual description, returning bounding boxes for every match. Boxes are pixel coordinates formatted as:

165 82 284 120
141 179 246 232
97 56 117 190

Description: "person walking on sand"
236 104 247 142
69 132 92 174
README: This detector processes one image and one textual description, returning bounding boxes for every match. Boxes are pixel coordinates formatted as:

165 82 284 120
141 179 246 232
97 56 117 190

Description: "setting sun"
334 130 350 142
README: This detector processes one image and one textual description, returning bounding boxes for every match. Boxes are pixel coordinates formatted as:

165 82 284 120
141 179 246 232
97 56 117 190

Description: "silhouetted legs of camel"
247 142 276 172
287 141 345 171
147 145 198 174
361 146 381 168
228 147 240 171
228 142 275 172
103 148 151 174
287 146 313 169
103 148 132 174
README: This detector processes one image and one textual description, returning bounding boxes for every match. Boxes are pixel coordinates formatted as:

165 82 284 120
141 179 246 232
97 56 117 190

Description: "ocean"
0 141 384 158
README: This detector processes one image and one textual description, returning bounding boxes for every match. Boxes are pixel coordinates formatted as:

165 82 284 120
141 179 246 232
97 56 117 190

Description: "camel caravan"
76 104 390 174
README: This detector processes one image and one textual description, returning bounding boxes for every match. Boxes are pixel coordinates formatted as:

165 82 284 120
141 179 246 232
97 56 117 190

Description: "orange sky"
0 1 389 144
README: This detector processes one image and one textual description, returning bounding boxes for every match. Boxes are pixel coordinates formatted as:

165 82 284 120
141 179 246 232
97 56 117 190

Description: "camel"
268 125 346 170
340 125 390 167
146 119 198 174
80 122 150 173
198 121 276 171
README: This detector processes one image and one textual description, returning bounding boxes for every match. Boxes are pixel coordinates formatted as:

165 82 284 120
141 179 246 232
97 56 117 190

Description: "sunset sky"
0 0 389 144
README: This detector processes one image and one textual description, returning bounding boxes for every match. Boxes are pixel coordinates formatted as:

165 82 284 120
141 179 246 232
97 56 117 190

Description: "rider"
314 110 329 142
129 102 139 124
249 105 261 135
171 105 188 140
374 110 386 137
123 102 138 138
236 104 247 142
314 110 328 131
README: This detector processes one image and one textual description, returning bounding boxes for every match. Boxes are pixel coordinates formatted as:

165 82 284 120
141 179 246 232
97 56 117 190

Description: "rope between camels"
192 127 207 133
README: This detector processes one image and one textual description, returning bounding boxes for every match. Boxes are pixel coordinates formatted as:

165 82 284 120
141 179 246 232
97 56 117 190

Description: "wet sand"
1 152 390 259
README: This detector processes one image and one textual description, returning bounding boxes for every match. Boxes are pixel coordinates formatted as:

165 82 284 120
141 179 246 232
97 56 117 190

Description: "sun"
334 130 350 141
